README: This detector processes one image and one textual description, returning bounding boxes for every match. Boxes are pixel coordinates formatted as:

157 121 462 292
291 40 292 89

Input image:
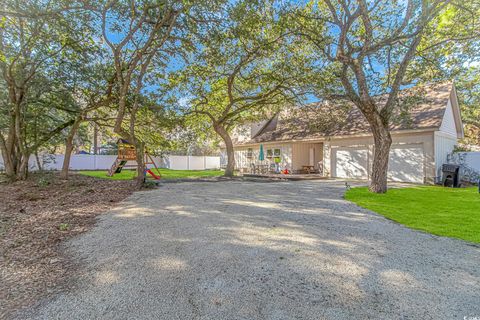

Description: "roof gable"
440 99 458 137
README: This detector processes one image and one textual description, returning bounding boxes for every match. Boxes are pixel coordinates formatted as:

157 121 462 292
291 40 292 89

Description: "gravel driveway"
20 180 480 320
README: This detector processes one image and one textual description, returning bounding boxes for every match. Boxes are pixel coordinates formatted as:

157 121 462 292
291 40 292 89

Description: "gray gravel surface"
18 180 480 320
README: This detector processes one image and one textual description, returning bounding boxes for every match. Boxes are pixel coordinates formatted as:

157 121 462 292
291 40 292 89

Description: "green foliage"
407 1 480 82
404 0 480 145
36 175 52 188
168 0 307 133
0 0 101 179
455 67 480 146
346 186 480 243
58 223 70 231
1 0 479 179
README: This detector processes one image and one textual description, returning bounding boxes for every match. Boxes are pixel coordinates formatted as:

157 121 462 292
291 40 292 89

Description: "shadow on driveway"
20 180 480 320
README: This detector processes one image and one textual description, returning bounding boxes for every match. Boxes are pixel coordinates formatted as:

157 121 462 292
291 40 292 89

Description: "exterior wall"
232 143 292 172
434 131 457 181
233 130 438 183
233 142 325 173
325 131 436 183
439 99 457 137
291 142 323 172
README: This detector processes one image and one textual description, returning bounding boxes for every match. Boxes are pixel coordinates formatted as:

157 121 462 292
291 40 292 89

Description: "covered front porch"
241 172 327 180
232 141 324 175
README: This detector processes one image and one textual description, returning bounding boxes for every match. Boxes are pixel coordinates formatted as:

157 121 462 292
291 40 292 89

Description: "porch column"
323 141 331 177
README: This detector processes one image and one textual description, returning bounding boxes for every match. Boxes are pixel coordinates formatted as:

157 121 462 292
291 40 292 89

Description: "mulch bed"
0 172 136 319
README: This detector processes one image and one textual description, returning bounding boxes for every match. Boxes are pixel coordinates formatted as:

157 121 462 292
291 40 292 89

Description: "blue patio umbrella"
259 144 265 161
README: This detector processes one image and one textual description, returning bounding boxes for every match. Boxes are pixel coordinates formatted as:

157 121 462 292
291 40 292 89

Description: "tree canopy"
0 0 478 190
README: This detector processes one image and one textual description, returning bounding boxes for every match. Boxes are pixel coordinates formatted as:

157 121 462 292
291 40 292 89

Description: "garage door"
388 144 424 183
332 147 369 179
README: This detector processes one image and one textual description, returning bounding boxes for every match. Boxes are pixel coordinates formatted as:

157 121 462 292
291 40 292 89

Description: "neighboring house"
230 81 464 184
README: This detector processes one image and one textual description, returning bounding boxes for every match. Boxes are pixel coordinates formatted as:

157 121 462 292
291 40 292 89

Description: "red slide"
146 169 161 180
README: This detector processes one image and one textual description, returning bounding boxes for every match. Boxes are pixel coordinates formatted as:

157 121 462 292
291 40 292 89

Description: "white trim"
449 85 465 138
435 130 457 140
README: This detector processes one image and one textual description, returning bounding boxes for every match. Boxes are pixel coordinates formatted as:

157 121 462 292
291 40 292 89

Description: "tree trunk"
0 144 15 181
93 123 98 155
214 124 235 177
35 151 42 172
135 142 145 189
61 116 82 180
369 122 392 193
16 153 29 180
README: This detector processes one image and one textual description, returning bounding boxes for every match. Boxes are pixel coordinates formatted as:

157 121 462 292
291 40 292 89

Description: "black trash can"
442 164 460 187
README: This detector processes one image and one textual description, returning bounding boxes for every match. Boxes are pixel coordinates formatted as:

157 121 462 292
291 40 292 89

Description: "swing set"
107 139 161 180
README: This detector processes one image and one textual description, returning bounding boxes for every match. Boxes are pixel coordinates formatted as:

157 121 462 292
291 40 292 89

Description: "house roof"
237 81 455 145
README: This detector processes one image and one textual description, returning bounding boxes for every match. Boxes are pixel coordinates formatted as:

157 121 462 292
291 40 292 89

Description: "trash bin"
442 164 460 187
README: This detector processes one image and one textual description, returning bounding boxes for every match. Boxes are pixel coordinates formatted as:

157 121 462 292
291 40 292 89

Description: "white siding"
439 99 458 137
291 143 323 172
233 144 292 172
434 131 457 182
388 144 425 183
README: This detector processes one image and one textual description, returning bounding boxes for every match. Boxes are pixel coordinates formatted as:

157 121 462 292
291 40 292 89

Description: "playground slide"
146 169 161 180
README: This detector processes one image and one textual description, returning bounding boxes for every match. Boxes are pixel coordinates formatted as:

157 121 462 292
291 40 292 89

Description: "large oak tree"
0 0 96 181
290 0 477 192
170 0 305 177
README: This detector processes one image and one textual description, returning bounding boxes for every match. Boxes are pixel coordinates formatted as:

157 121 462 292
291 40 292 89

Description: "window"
273 149 281 163
246 148 253 158
266 148 280 159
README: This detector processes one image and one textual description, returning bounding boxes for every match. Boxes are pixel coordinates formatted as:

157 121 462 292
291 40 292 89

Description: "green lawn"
345 186 480 243
79 168 223 180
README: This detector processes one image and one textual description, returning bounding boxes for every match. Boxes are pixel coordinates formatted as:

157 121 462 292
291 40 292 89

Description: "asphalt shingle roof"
243 81 453 144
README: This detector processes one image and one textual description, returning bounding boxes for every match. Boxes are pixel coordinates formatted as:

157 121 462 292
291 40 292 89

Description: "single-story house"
230 81 464 184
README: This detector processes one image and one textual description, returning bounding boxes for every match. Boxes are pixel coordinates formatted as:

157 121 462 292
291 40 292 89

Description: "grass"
78 168 223 180
345 186 480 243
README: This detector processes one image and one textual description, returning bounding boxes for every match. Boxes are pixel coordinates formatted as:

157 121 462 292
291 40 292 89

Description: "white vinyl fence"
460 152 480 173
446 151 480 183
0 154 221 171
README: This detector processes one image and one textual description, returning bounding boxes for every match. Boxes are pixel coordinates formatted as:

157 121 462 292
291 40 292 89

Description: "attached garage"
331 143 426 183
332 147 369 179
388 144 425 183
